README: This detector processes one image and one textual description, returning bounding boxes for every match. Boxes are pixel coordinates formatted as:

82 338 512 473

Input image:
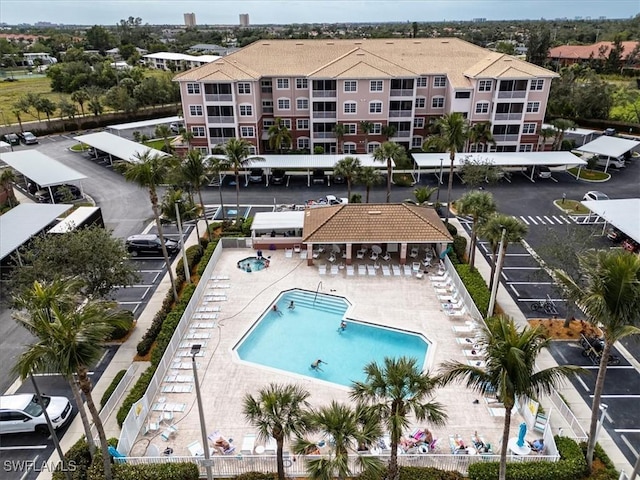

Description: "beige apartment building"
173 38 557 156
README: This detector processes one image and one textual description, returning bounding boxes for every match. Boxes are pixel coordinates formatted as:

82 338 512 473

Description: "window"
239 104 253 116
296 78 308 89
530 79 544 91
522 123 537 134
277 98 291 110
263 119 275 128
416 77 428 88
344 102 357 114
196 147 209 155
475 102 489 114
367 142 381 153
369 101 383 114
455 91 471 99
189 105 203 116
413 118 424 128
296 98 309 110
370 80 383 92
297 137 310 150
526 101 540 113
415 97 426 109
431 97 444 108
276 78 290 89
343 142 357 154
297 119 309 130
262 100 273 114
519 144 534 152
238 82 251 94
371 123 382 134
191 126 205 137
240 126 255 137
412 136 423 148
344 80 357 92
433 76 446 88
344 123 357 135
281 119 292 129
478 80 492 92
186 83 200 94
261 79 272 93
248 146 257 155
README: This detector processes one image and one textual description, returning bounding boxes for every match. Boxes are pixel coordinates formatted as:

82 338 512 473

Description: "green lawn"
144 139 167 150
0 76 72 126
566 167 610 181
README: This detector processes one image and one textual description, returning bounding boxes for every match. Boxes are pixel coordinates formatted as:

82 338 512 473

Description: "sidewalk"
451 218 633 476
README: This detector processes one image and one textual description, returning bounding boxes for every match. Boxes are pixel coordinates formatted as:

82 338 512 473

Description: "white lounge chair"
328 252 337 263
346 265 355 276
382 251 391 261
284 248 293 258
330 264 339 275
370 251 379 261
312 250 321 259
241 434 257 455
382 265 391 276
143 420 159 436
367 264 377 276
412 262 421 273
318 264 327 275
187 440 205 457
161 425 178 441
293 244 301 253
358 264 367 275
403 264 413 276
392 264 402 276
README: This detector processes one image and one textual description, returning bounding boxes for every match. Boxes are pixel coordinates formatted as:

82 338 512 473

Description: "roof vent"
296 42 304 45
368 211 382 215
385 41 394 44
327 42 334 45
354 41 362 45
441 40 450 44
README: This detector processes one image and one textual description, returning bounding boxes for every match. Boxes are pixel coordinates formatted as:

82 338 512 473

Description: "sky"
0 0 638 26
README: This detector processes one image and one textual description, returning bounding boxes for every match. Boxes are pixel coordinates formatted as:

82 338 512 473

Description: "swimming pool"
237 257 268 272
234 289 430 387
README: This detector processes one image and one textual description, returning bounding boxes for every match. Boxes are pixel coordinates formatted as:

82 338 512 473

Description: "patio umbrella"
439 245 453 259
332 244 341 253
371 245 382 254
516 422 527 447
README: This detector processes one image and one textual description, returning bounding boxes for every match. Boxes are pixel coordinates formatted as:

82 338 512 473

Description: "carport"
542 123 599 147
0 203 73 263
412 152 587 183
73 132 169 165
106 116 182 138
580 198 640 244
223 154 391 187
576 136 640 173
0 150 87 202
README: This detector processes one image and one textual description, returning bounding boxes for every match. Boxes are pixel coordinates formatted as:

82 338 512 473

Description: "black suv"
271 169 286 185
1 133 20 146
35 184 82 203
125 234 179 257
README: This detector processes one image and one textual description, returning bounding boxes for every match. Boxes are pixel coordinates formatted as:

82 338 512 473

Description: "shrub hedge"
88 462 199 480
116 366 155 427
452 235 467 262
196 239 219 276
175 244 204 283
107 310 134 341
454 264 491 317
53 437 93 480
357 466 464 480
100 369 127 409
234 473 278 480
582 442 619 480
468 436 587 480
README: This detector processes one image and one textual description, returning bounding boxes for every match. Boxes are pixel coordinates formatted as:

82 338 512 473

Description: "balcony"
261 87 273 94
494 113 523 121
390 89 414 97
389 110 413 118
312 90 337 98
263 107 273 114
210 137 235 145
497 90 526 99
205 94 233 102
493 134 519 142
393 131 411 138
312 111 337 119
313 132 336 139
207 116 235 124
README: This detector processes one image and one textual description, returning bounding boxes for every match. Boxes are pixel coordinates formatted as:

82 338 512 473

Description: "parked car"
271 169 286 185
312 169 326 185
583 191 609 202
125 234 179 257
248 168 264 183
596 155 625 169
0 394 72 435
1 133 20 146
603 128 616 136
525 166 552 179
18 131 38 145
169 122 184 134
35 184 83 203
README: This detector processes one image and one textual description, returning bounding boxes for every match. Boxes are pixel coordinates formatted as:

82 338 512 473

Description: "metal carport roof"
412 151 587 168
0 203 72 260
251 211 305 231
245 154 390 169
0 150 87 187
577 136 640 158
107 116 182 132
581 198 640 244
73 132 169 163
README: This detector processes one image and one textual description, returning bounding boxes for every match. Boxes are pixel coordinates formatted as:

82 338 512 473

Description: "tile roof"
174 38 556 88
302 203 454 244
548 41 640 61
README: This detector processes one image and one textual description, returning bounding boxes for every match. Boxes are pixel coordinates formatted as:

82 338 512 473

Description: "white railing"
494 113 523 121
207 116 235 124
548 388 588 441
120 452 559 477
312 90 337 97
312 111 337 118
389 110 413 117
390 89 414 97
117 242 226 454
205 94 233 102
442 255 484 322
497 90 526 99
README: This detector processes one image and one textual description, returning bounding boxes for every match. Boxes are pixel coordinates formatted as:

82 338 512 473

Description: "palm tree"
178 149 211 232
357 166 383 203
550 118 577 151
293 401 384 480
243 383 311 480
422 113 470 223
410 186 439 205
71 90 89 116
468 122 496 152
456 191 497 270
351 356 447 480
554 250 640 471
180 128 195 149
155 124 173 153
268 117 292 153
13 280 129 480
359 121 373 153
372 142 406 203
333 123 347 153
210 138 263 225
0 168 18 207
119 152 179 301
439 315 581 480
334 156 361 201
479 213 528 292
381 124 397 141
207 155 229 224
538 127 556 152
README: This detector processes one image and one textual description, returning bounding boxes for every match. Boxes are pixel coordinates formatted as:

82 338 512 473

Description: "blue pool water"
237 257 267 272
235 289 430 387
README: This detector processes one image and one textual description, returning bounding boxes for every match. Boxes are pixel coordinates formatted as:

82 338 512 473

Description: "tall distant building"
184 13 196 27
239 14 249 27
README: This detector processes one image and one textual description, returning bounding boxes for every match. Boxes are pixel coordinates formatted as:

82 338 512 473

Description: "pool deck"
131 247 520 457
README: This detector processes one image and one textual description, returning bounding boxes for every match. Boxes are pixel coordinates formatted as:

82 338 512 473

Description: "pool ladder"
313 281 323 306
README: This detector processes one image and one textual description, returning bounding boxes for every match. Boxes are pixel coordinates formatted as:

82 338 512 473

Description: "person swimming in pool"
273 304 283 316
339 321 347 332
288 301 295 310
310 359 326 371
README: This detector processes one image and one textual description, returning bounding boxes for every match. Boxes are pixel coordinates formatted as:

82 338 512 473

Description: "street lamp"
595 403 609 444
175 200 191 284
191 344 213 480
487 227 507 317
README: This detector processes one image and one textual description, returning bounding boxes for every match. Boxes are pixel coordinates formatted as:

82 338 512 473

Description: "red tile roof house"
548 41 640 69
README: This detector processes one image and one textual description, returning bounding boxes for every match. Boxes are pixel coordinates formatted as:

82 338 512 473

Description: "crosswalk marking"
516 215 578 226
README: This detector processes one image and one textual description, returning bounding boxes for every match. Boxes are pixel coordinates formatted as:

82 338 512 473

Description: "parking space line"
0 445 47 450
139 269 163 273
117 301 143 305
509 285 520 297
124 284 156 288
19 454 40 480
504 253 530 256
140 287 151 300
591 394 640 398
620 435 639 457
502 267 541 270
576 376 590 392
615 429 640 433
506 281 554 285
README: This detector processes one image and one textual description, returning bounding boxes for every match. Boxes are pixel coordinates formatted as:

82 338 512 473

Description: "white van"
0 394 72 435
596 155 625 169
